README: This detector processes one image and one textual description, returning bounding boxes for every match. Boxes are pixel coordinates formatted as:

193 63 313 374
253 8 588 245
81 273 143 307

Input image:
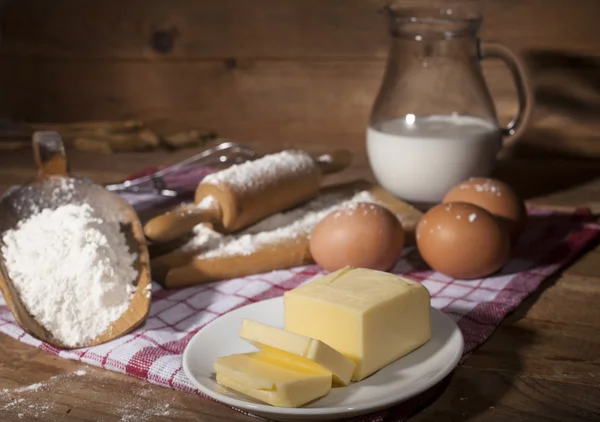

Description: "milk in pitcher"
366 115 502 206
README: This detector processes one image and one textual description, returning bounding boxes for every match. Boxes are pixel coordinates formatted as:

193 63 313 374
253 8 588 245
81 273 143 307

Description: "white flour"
459 177 504 196
1 203 138 347
181 190 384 258
331 201 380 218
201 150 315 193
0 370 86 419
1 369 175 421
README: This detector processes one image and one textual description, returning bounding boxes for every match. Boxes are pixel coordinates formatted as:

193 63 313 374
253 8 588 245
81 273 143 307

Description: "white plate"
182 297 464 421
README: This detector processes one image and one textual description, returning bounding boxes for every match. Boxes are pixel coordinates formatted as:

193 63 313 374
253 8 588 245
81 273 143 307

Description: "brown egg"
416 202 510 279
309 202 404 272
443 177 526 242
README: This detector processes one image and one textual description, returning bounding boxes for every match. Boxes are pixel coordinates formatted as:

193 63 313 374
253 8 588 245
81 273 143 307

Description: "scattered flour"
118 399 171 422
180 190 384 258
0 371 176 421
1 203 139 347
201 150 316 193
0 370 86 419
331 201 380 218
12 383 44 393
460 177 503 196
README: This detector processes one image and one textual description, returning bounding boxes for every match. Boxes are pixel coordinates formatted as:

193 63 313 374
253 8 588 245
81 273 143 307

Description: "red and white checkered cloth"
0 166 598 421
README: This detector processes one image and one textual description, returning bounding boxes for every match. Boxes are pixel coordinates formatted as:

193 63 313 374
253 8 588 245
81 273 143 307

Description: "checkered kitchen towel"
0 164 599 421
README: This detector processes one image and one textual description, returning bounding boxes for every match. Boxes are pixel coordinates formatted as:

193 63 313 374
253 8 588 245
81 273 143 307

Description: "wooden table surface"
0 144 599 422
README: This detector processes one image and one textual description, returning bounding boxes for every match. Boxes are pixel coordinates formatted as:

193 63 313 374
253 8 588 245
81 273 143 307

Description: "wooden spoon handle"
144 199 223 243
32 131 69 179
314 149 352 175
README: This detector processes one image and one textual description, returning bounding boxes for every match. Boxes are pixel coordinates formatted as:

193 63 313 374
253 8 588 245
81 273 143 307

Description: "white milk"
367 115 502 206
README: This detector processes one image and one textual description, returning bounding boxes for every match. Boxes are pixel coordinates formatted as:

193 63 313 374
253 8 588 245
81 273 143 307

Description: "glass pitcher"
366 4 533 208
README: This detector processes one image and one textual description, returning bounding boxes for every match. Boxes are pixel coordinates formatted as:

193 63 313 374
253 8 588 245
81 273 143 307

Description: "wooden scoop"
0 131 152 349
143 149 352 243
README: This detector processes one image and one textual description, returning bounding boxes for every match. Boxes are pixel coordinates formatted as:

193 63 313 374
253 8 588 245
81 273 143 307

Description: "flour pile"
1 203 138 347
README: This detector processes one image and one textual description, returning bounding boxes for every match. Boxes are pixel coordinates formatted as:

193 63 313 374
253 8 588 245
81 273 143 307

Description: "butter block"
239 319 355 386
284 267 431 381
214 352 331 407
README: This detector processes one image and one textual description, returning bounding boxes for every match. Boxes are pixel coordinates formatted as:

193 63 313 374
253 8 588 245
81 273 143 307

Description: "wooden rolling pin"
143 149 352 243
151 180 424 289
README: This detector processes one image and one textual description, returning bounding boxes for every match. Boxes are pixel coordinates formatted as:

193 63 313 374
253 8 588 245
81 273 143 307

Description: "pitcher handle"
479 40 535 148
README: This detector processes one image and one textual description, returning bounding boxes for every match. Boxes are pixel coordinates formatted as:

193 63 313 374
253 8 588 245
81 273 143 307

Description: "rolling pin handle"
315 149 352 175
144 198 223 243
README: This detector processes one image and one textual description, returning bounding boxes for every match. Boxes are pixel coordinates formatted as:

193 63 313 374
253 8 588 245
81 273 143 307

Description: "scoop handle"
143 200 223 243
314 149 352 175
32 131 69 179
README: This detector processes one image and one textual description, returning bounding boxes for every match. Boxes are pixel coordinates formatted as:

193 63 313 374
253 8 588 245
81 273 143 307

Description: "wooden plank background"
0 0 599 150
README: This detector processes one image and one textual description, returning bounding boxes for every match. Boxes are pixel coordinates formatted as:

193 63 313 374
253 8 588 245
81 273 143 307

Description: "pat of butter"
239 319 355 386
214 352 331 407
284 266 431 381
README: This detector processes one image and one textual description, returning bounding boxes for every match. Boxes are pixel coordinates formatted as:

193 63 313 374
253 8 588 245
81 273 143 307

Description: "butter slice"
284 267 431 381
214 352 331 407
239 319 355 386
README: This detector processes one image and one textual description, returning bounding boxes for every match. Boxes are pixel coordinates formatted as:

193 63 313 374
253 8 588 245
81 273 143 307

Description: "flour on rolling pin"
179 190 402 259
200 150 316 194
